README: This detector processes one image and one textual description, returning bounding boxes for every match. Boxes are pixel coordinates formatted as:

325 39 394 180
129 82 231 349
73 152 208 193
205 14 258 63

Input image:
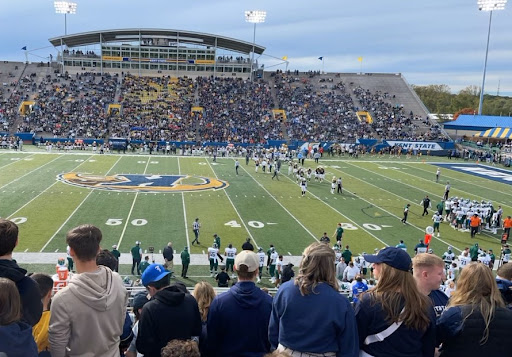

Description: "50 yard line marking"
7 155 94 219
178 157 191 250
205 159 261 249
116 158 151 249
40 156 123 252
238 161 319 243
0 155 62 191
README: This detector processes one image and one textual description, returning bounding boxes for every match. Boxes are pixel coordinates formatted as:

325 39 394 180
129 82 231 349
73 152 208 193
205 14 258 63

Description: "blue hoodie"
207 281 273 357
0 321 38 357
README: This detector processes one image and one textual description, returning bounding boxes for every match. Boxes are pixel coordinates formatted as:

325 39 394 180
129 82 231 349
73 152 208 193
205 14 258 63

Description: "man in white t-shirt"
343 262 360 282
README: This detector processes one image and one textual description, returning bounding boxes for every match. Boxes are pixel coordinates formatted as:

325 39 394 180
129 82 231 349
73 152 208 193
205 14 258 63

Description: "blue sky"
0 0 510 95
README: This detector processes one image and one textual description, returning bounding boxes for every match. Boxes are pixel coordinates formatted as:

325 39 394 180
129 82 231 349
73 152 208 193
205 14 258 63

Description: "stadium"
1 2 512 355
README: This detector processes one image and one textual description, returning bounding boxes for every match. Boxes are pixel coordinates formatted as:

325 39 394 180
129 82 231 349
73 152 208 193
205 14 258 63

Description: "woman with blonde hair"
269 242 358 357
193 281 215 356
356 247 435 357
437 262 512 356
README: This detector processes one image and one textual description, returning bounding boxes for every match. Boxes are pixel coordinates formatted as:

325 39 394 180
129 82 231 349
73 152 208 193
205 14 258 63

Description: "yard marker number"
341 223 388 231
106 218 148 226
225 220 266 229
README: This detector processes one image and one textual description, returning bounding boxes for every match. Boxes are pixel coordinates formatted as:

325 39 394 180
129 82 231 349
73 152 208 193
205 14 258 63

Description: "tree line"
413 84 512 119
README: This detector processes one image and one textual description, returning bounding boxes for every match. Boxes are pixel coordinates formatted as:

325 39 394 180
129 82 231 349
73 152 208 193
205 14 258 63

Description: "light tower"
245 10 266 81
54 1 77 35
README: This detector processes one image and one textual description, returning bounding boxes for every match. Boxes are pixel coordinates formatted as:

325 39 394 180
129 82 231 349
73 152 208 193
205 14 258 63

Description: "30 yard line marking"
117 158 152 249
0 155 57 191
40 156 123 252
205 159 261 249
178 157 191 250
239 162 319 243
7 155 95 219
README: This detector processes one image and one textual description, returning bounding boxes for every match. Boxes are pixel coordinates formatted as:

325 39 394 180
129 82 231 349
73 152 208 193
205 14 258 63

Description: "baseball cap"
141 264 170 286
235 250 259 272
363 247 412 272
136 241 141 245
132 292 150 310
112 245 117 249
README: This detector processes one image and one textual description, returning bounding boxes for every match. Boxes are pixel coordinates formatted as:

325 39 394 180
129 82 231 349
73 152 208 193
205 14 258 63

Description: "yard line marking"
238 162 319 243
24 249 28 252
178 157 191 251
0 155 62 191
40 156 123 252
54 249 59 253
7 155 95 219
205 159 261 248
117 158 151 249
0 153 36 170
280 173 389 248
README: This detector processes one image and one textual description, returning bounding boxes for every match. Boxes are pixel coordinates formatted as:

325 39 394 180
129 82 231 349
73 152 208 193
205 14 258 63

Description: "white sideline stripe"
205 159 261 249
0 153 36 170
281 171 389 248
334 162 463 252
7 155 94 219
0 154 53 191
240 162 319 243
40 156 123 252
178 157 191 250
117 158 151 249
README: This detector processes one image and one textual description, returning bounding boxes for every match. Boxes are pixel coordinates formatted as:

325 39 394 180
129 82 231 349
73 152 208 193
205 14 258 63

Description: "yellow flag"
358 56 363 62
282 56 288 61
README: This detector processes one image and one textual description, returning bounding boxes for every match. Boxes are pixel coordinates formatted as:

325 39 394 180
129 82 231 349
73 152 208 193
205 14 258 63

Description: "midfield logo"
57 173 229 193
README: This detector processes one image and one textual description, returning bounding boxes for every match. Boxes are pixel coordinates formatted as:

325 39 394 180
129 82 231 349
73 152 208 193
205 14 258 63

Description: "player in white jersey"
275 255 284 287
432 212 442 237
331 178 336 194
442 246 455 273
458 251 471 271
224 244 237 278
269 248 279 283
478 252 491 267
257 247 266 283
208 243 222 277
300 177 307 197
334 246 342 265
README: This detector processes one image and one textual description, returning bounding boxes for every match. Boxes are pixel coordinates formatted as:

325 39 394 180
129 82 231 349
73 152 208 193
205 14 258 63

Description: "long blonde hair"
448 262 504 344
368 263 431 331
295 242 339 295
193 281 216 322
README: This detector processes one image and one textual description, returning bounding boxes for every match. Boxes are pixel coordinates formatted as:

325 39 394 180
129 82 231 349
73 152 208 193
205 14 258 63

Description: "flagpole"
322 58 325 74
360 59 362 74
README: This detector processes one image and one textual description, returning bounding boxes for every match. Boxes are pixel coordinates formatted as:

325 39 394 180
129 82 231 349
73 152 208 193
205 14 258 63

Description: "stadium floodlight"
477 0 507 115
245 10 266 81
54 1 77 35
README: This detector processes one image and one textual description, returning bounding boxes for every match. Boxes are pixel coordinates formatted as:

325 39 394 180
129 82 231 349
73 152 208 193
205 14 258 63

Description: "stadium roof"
443 114 512 131
474 127 512 139
49 28 265 55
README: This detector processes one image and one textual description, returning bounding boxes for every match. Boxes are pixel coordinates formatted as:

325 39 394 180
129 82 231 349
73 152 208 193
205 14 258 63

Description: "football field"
0 150 509 270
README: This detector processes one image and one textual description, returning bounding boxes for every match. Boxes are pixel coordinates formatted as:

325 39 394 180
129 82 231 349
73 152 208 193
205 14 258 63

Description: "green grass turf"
1 151 509 270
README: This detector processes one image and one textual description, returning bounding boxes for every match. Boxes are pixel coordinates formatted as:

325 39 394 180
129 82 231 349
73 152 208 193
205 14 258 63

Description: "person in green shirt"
436 201 444 215
332 223 344 243
213 234 221 250
139 256 150 274
489 249 496 269
341 245 352 264
181 246 190 278
470 243 480 262
111 244 121 272
266 244 274 270
502 244 511 265
131 241 142 275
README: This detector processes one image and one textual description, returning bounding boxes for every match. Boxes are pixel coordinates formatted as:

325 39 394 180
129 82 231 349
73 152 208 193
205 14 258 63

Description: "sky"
0 0 511 95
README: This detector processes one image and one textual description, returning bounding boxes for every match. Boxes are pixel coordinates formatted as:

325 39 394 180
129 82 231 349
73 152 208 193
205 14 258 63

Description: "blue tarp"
443 115 512 131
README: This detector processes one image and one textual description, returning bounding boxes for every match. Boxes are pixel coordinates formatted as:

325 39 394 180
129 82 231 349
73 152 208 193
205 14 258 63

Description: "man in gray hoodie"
49 224 128 357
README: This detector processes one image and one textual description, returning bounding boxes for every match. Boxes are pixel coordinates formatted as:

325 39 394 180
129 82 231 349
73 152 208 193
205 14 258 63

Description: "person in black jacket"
136 264 202 357
241 237 254 251
163 242 174 271
0 219 42 326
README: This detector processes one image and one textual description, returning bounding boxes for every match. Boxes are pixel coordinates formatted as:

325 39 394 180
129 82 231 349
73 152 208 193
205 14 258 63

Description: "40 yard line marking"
178 157 191 250
205 159 261 249
40 156 123 252
239 161 319 243
7 155 95 219
116 158 152 249
0 155 62 191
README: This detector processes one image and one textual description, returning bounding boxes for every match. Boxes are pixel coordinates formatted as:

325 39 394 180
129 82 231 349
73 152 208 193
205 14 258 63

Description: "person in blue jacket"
269 242 359 357
0 277 38 357
356 247 436 357
352 275 369 304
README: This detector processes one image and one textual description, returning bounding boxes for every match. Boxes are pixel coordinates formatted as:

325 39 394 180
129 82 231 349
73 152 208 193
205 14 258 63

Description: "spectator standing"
49 225 128 357
269 242 358 357
31 273 54 354
0 219 42 326
412 253 448 318
357 247 435 357
181 246 190 278
111 244 121 272
193 281 215 357
0 277 38 357
131 241 142 275
137 264 201 357
437 263 512 356
207 250 273 356
163 242 174 271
